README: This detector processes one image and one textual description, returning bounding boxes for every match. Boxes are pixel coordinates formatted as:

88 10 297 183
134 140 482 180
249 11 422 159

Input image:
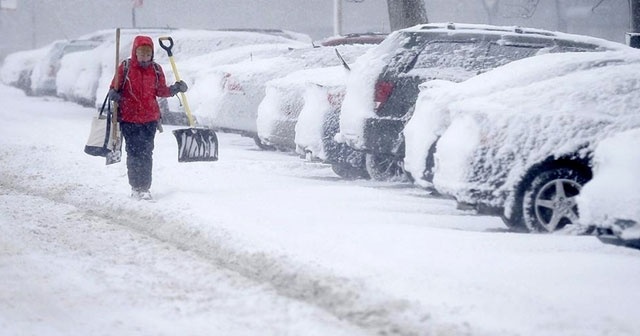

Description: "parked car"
336 22 627 181
577 128 640 248
30 38 103 96
56 28 177 107
55 28 309 111
254 34 385 155
169 42 307 125
256 66 343 151
0 40 65 96
294 74 369 179
404 50 635 189
425 51 640 233
193 43 374 148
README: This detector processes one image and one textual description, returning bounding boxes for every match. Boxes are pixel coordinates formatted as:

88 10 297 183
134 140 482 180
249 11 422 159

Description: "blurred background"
0 0 631 60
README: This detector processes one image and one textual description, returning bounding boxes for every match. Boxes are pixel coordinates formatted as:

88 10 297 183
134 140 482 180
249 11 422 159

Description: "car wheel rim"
534 178 581 232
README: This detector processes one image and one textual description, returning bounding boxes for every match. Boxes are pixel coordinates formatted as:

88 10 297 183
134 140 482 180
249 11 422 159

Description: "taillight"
374 81 394 110
222 73 243 93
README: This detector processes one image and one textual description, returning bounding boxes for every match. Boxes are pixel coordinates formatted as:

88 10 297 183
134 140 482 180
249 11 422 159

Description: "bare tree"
386 0 428 31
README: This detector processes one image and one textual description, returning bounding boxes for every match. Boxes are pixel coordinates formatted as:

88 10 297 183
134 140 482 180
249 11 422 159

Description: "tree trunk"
630 0 640 48
387 0 428 32
631 0 640 33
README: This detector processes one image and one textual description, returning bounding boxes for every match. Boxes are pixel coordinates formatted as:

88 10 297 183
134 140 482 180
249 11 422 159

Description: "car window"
381 33 425 76
477 43 543 71
407 41 481 73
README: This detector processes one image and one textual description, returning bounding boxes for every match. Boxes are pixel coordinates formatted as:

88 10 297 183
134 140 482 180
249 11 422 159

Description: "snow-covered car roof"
431 52 640 213
316 32 388 46
578 128 640 240
404 22 629 50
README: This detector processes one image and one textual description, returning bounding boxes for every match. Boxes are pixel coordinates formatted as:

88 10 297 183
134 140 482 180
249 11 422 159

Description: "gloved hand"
169 80 188 96
108 88 121 102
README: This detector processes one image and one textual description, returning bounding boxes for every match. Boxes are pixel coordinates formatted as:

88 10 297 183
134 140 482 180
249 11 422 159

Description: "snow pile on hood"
578 128 640 238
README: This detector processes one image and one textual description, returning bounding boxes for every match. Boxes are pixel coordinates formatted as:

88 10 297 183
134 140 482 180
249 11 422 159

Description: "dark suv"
336 23 621 181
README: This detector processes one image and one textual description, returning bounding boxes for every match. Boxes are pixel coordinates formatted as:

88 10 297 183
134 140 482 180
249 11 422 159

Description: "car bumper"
341 117 405 156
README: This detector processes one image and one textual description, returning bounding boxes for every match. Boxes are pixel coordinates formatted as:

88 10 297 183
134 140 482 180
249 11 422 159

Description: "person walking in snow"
108 35 188 200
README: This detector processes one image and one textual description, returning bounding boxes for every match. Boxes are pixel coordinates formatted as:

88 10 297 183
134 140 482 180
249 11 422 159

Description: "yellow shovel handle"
159 36 195 127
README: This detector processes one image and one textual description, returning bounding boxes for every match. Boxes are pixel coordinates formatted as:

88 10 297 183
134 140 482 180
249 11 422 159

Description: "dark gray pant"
120 121 157 191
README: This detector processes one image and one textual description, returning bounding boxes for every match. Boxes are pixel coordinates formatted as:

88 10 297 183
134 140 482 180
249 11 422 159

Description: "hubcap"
534 178 582 232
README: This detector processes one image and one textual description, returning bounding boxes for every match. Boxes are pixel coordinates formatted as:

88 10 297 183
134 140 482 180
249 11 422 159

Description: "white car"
193 44 374 148
30 37 104 96
256 34 384 154
336 23 628 181
422 51 640 233
1 40 64 95
257 64 361 152
293 72 369 179
578 128 640 248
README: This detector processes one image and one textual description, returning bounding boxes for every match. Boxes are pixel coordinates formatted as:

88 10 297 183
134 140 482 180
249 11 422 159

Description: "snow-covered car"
428 51 640 233
56 28 177 107
168 42 308 125
294 80 369 179
55 28 310 110
404 51 636 189
30 38 103 96
336 22 627 181
0 40 65 96
577 129 640 248
254 34 385 153
256 66 345 151
193 44 374 148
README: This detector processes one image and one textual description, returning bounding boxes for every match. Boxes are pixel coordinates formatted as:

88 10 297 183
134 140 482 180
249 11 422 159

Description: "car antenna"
335 48 351 71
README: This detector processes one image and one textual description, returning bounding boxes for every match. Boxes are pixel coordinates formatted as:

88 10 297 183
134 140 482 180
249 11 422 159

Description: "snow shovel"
106 28 123 165
158 36 218 162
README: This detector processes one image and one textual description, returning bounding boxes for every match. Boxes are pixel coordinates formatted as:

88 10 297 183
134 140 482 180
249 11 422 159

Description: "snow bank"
578 128 640 238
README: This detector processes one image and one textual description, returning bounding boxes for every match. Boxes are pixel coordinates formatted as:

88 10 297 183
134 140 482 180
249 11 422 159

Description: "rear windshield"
381 32 486 76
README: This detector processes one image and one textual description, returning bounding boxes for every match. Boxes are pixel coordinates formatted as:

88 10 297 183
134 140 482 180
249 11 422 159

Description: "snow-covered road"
0 189 367 336
1 84 639 336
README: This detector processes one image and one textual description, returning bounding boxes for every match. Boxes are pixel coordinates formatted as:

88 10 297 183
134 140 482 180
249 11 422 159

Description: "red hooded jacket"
111 35 173 123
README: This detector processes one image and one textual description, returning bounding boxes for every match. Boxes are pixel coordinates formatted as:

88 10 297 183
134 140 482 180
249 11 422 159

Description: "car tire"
253 136 275 151
521 167 589 232
331 163 370 180
364 153 409 182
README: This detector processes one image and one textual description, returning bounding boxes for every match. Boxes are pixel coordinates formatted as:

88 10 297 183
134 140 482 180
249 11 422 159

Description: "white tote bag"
84 95 117 157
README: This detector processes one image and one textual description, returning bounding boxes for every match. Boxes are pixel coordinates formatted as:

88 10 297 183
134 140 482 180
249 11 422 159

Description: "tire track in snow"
0 172 467 336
